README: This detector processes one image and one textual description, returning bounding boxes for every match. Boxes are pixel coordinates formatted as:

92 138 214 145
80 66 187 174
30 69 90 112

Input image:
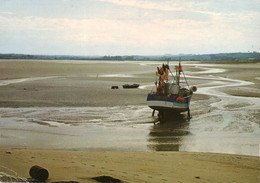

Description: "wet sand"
0 60 260 182
1 60 259 107
0 60 155 107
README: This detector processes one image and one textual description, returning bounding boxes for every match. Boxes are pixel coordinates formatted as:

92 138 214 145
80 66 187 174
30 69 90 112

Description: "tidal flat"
0 60 259 154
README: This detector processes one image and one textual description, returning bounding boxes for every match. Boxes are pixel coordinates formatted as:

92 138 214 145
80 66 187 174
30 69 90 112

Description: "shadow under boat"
147 113 190 151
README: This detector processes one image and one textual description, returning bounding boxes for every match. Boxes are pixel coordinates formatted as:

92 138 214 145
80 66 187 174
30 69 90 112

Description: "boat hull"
147 93 192 113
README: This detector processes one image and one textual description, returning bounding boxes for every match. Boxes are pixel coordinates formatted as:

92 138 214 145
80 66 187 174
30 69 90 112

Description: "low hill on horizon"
0 52 260 62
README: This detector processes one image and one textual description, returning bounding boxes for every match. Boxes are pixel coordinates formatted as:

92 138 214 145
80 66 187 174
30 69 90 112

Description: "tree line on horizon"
0 52 260 62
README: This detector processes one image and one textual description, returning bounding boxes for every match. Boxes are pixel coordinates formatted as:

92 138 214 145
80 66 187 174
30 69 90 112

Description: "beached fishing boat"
147 61 197 121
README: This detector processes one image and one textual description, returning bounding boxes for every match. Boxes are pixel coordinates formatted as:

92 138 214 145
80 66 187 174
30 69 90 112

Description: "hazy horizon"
1 51 260 57
1 0 260 56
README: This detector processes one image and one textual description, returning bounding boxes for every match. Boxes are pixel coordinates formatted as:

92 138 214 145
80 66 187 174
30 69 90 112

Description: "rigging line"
182 70 189 88
0 165 18 176
168 69 176 81
0 165 29 182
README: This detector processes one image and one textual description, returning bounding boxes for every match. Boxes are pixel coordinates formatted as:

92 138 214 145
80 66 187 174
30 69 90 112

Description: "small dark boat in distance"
122 84 140 89
111 86 119 89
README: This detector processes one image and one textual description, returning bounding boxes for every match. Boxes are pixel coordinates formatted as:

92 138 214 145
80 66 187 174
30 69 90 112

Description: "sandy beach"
0 60 260 182
1 148 259 183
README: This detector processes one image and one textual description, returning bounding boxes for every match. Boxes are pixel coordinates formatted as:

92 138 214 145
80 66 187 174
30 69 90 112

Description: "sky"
0 0 260 56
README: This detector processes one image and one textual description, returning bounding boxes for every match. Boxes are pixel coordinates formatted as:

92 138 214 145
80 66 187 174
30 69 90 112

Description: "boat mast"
177 58 189 88
166 58 175 82
176 58 181 85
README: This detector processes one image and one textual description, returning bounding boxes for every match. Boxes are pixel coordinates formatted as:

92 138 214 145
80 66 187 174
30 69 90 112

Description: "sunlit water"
0 62 259 156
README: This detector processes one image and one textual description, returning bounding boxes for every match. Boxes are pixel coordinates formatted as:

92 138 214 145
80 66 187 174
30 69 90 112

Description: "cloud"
0 0 259 55
98 0 184 12
0 14 208 45
97 0 215 16
0 12 14 15
98 0 260 19
0 14 249 46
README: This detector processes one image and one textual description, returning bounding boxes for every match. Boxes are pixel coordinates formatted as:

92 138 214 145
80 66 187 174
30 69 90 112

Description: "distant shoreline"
1 52 260 62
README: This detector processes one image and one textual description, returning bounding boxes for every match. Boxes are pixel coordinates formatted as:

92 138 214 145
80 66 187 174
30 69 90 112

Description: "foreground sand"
0 148 259 183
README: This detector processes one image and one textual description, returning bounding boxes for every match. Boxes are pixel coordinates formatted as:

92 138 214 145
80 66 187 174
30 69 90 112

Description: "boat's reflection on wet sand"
148 113 190 151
